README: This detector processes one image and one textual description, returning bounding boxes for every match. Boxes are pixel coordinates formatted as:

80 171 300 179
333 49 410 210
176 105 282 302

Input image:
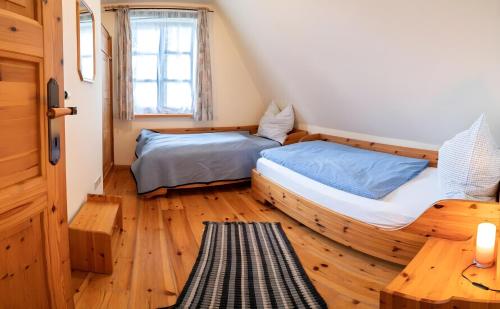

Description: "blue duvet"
260 141 429 199
132 130 280 194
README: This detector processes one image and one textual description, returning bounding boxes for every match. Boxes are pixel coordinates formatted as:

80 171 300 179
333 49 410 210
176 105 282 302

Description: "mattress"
256 158 444 230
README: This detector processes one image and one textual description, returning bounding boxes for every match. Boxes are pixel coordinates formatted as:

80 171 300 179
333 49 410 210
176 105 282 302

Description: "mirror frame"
76 0 96 82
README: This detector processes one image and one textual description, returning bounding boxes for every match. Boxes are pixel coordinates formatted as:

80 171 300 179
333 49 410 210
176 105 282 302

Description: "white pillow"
257 102 295 144
438 114 500 201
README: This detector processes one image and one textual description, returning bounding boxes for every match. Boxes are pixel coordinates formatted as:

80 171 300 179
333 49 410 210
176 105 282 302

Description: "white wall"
101 2 265 165
216 0 500 148
63 0 104 220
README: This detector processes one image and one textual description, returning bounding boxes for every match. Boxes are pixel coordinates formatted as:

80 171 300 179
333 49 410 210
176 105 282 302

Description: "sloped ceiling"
215 0 500 146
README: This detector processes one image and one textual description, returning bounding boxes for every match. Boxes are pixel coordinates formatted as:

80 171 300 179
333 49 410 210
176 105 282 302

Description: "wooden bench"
69 195 123 274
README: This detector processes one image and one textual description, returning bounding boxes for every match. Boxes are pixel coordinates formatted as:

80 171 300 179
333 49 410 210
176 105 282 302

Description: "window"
130 10 197 115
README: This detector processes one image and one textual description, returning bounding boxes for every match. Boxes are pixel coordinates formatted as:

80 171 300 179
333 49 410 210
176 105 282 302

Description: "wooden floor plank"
129 198 178 309
75 288 129 309
71 168 403 308
162 209 200 290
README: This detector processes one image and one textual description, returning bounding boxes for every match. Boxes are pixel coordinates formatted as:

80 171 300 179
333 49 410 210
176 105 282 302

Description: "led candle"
475 223 497 268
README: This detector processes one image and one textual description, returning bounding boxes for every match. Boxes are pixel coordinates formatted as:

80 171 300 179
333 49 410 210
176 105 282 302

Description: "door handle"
47 107 77 119
47 78 77 165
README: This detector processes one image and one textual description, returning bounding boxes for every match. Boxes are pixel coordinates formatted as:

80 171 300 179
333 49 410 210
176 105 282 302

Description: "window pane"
166 54 191 80
167 24 194 53
164 82 193 113
133 82 157 114
132 25 160 54
132 55 157 80
166 25 179 52
178 26 193 53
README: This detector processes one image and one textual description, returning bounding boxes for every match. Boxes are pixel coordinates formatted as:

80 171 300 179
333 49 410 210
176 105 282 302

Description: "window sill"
134 114 193 119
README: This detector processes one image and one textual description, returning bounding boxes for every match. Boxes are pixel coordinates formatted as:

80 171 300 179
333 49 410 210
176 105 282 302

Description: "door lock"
47 78 77 165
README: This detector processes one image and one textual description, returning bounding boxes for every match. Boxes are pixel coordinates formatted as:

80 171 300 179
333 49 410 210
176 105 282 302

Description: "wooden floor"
71 167 403 308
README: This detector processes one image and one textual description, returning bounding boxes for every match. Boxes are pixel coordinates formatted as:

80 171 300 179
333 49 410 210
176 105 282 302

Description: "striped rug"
168 222 327 309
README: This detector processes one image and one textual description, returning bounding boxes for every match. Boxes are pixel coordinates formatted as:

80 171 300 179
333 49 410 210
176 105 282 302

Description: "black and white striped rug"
168 222 327 309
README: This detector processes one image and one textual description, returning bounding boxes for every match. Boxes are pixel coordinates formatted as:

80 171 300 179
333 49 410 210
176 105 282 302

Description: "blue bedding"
132 129 280 194
260 141 429 199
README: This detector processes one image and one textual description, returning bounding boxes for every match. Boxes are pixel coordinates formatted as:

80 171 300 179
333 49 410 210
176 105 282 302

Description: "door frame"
101 24 114 181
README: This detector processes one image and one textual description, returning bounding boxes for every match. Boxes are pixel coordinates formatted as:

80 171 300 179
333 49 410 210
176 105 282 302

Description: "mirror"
76 0 95 82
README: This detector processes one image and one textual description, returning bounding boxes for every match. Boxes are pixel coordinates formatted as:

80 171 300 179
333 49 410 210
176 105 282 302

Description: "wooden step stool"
69 195 123 274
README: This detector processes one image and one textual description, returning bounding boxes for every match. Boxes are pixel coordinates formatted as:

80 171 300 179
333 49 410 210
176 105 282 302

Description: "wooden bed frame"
251 133 500 265
140 126 308 198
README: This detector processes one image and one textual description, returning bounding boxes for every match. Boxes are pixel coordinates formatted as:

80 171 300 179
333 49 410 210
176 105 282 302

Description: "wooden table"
381 237 500 308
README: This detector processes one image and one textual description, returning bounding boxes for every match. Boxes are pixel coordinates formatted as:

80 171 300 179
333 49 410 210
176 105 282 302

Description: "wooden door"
0 0 73 308
101 24 113 180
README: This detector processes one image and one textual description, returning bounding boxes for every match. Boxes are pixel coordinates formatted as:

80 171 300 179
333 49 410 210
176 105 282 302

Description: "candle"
475 222 497 268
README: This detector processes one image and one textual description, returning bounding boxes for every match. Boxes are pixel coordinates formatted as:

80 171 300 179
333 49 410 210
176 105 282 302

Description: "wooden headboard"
300 133 439 167
150 126 308 145
152 125 260 135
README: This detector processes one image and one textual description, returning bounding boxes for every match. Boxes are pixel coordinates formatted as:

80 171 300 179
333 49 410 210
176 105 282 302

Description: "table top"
383 237 499 305
69 201 120 235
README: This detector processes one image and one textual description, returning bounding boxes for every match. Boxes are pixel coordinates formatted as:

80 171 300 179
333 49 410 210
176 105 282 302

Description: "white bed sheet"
256 158 444 230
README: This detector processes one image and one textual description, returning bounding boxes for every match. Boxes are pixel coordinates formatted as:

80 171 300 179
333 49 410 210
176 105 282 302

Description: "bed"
132 125 307 197
251 133 500 265
257 157 441 230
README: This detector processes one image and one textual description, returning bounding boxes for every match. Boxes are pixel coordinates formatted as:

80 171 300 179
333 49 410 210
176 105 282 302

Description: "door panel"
0 0 72 308
0 10 43 57
0 197 50 308
0 0 39 20
0 56 43 190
